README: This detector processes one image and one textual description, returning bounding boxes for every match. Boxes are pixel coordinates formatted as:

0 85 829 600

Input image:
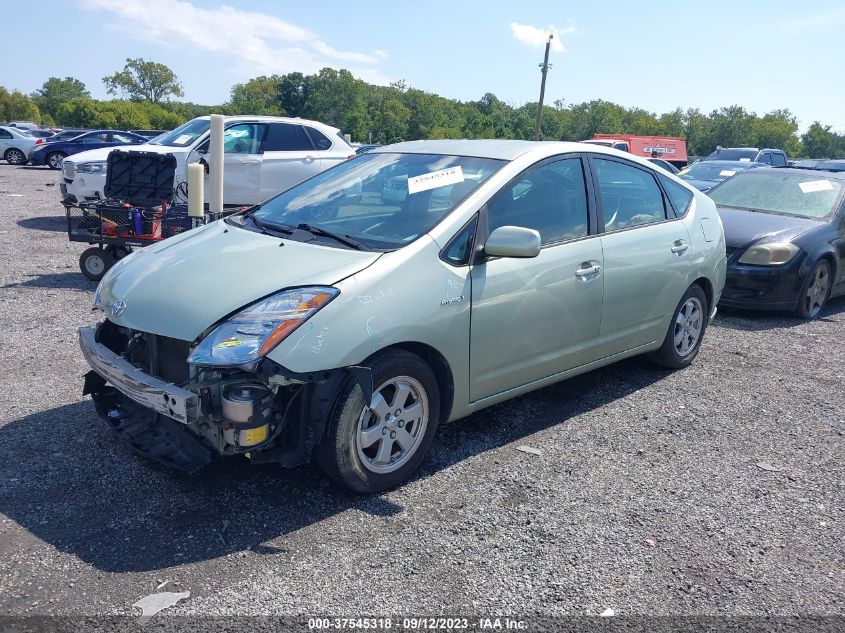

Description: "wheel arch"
367 341 455 425
692 276 714 315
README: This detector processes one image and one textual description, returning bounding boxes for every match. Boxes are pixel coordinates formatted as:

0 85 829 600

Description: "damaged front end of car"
79 288 372 473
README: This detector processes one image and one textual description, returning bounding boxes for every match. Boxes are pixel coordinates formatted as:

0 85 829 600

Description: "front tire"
795 259 831 319
650 284 708 369
47 151 66 170
79 247 114 282
317 349 440 493
5 148 26 165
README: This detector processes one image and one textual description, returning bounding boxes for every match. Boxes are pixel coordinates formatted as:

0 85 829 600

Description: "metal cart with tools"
63 150 227 281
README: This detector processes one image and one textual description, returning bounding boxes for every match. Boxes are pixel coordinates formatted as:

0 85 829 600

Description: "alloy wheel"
356 376 429 474
48 153 64 169
6 149 24 165
673 296 703 357
804 264 830 318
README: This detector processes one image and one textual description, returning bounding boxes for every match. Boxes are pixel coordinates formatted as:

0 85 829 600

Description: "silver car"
80 140 726 492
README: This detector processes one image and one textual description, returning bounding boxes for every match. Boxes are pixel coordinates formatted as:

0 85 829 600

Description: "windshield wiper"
296 223 363 250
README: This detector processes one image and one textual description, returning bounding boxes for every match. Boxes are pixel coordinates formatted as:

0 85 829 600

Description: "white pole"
209 114 224 215
187 162 205 218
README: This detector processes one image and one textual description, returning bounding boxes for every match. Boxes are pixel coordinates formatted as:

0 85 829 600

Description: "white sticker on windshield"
174 134 192 144
799 179 834 193
407 166 464 194
739 158 751 162
719 170 737 177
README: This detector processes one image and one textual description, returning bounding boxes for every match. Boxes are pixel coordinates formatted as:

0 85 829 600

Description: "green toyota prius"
80 140 726 492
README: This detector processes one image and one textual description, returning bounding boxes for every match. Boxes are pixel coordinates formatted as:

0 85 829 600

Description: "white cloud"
779 8 845 32
509 22 576 52
77 0 390 83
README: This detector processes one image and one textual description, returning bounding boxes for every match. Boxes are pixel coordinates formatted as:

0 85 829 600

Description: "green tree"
103 58 184 103
0 89 41 123
228 76 284 116
801 122 841 158
753 109 801 156
375 98 411 143
33 77 89 120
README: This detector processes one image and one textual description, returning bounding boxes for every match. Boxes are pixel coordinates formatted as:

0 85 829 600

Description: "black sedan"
709 167 845 318
28 130 147 169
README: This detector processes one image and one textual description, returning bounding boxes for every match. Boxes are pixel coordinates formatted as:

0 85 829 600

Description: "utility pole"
534 33 553 141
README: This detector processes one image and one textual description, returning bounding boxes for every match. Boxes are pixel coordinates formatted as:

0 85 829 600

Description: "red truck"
581 134 688 168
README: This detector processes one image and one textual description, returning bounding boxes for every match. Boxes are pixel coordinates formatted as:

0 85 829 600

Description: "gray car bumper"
78 326 198 424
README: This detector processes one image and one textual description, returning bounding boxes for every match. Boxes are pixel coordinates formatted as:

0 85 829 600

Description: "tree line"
3 59 845 158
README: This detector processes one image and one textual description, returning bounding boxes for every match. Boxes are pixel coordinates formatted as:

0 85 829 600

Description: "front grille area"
99 320 190 385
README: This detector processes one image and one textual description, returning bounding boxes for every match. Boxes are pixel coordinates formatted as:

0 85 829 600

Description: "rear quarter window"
659 174 694 217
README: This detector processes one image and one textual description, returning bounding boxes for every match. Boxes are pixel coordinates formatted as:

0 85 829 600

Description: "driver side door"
469 155 604 402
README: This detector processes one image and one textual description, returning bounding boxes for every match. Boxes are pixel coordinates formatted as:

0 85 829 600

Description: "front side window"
80 134 107 144
772 153 787 167
593 158 666 231
111 133 137 143
224 123 265 154
486 158 589 245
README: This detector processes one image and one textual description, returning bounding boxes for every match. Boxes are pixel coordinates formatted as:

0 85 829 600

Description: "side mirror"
483 225 541 259
195 145 208 155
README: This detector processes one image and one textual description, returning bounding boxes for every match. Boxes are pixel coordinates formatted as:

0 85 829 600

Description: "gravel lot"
0 164 842 621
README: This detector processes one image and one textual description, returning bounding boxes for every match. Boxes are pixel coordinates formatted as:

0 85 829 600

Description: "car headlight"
187 287 338 367
737 242 801 265
76 161 107 174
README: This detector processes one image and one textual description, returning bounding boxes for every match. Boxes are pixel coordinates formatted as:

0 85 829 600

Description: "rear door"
588 155 691 358
469 155 604 401
259 123 322 201
0 128 12 154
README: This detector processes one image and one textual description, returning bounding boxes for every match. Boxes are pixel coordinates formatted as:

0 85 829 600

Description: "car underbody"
81 319 372 472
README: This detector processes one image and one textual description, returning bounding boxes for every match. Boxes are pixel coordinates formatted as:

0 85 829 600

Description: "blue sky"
4 1 845 131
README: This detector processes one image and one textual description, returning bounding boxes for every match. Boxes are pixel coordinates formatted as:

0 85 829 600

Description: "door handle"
240 159 259 165
575 264 601 279
671 240 689 254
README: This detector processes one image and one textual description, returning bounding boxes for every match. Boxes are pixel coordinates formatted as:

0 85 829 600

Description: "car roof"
371 139 590 161
692 160 763 167
193 114 340 132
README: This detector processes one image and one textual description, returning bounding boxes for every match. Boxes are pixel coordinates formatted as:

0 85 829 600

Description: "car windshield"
680 162 748 182
709 171 843 219
247 152 505 250
149 119 210 147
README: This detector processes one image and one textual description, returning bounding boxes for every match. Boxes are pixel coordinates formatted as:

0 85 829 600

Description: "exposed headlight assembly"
737 242 801 266
188 287 338 367
76 161 107 174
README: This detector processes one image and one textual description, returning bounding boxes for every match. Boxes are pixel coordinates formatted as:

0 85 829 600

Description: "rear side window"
758 153 772 165
0 129 12 139
592 158 667 231
772 152 787 167
659 174 694 217
305 127 332 150
263 123 312 152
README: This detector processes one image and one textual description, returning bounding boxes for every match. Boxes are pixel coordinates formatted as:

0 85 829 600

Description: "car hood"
716 206 821 249
96 220 382 341
64 143 184 165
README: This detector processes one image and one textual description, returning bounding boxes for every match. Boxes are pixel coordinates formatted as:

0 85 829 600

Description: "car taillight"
35 138 44 145
347 154 356 160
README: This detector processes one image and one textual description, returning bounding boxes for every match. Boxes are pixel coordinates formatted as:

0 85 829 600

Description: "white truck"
60 115 356 207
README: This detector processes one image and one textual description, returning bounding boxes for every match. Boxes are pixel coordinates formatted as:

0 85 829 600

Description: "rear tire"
46 151 66 170
650 284 708 369
795 259 831 319
4 148 26 165
79 247 114 282
316 349 440 493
